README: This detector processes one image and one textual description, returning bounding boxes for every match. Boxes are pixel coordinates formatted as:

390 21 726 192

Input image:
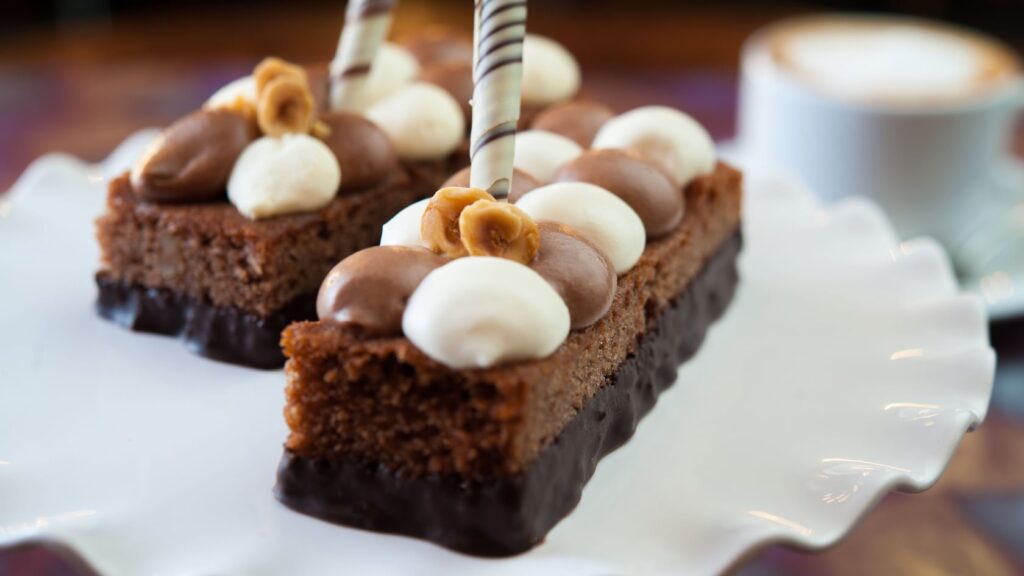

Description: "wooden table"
1 4 1022 574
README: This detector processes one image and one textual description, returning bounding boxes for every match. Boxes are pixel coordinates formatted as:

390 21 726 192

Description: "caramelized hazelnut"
459 200 539 264
257 76 316 137
254 57 308 97
420 187 495 258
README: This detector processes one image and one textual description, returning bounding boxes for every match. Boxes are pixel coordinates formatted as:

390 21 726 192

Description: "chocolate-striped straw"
329 0 397 112
469 0 527 197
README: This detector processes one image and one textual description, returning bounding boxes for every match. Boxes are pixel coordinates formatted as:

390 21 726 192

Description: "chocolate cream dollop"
317 245 447 336
530 100 615 148
555 149 684 237
400 27 474 67
420 60 474 122
319 111 399 193
442 166 541 200
131 109 257 202
530 222 617 329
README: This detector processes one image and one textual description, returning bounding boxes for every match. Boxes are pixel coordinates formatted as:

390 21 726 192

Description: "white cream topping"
515 182 646 274
521 34 581 107
379 198 430 248
513 130 584 183
227 134 341 219
403 257 570 369
204 76 257 111
363 42 421 106
593 106 716 188
366 82 466 161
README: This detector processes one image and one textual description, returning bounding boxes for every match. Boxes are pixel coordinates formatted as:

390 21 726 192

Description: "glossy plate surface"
0 133 994 575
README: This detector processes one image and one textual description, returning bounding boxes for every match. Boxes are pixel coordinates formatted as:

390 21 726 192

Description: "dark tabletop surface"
1 4 1022 575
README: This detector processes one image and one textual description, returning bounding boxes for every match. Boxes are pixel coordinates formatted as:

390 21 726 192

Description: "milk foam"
769 20 1018 103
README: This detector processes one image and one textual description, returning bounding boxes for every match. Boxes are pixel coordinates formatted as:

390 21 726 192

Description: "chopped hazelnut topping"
254 57 308 97
257 76 316 137
459 200 539 264
420 187 495 258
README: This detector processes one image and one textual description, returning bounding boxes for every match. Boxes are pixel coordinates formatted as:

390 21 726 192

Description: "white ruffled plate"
0 133 994 575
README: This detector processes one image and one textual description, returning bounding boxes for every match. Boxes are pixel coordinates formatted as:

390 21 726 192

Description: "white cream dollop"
521 34 581 107
227 134 341 219
363 42 421 106
515 182 646 274
513 130 584 183
592 106 716 188
205 76 257 111
403 257 570 369
379 198 430 248
366 82 465 161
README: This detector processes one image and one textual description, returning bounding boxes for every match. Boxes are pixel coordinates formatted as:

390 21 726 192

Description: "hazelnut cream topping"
554 149 684 237
531 222 617 329
521 34 582 108
131 109 257 203
512 130 584 183
402 256 570 369
317 246 446 336
304 17 715 369
530 100 616 148
227 133 341 219
593 106 716 189
218 57 342 218
443 166 540 202
515 182 646 274
366 82 465 160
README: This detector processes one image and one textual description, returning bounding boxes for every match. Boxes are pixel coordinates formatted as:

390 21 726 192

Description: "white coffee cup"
736 14 1023 251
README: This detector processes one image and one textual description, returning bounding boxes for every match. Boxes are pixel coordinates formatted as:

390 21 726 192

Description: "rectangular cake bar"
95 160 453 368
275 162 742 555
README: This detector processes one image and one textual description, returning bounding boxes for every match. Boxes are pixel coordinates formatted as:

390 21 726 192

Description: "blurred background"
1 0 1023 190
1 1 1022 575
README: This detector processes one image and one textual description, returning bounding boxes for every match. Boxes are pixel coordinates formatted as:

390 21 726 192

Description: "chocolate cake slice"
95 33 472 368
96 167 425 368
275 162 742 555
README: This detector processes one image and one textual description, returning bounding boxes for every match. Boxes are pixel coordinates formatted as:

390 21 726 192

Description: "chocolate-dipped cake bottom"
274 231 742 557
95 273 314 369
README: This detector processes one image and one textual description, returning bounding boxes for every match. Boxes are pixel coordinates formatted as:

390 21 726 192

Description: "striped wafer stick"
329 0 397 112
469 0 527 197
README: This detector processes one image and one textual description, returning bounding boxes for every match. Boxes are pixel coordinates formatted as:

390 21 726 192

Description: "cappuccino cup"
737 14 1023 253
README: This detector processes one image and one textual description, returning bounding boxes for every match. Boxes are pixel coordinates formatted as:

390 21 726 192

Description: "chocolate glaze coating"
445 167 541 201
317 246 446 336
401 28 474 67
530 100 614 148
131 109 257 203
319 111 400 193
530 222 616 329
555 149 684 237
421 60 474 122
